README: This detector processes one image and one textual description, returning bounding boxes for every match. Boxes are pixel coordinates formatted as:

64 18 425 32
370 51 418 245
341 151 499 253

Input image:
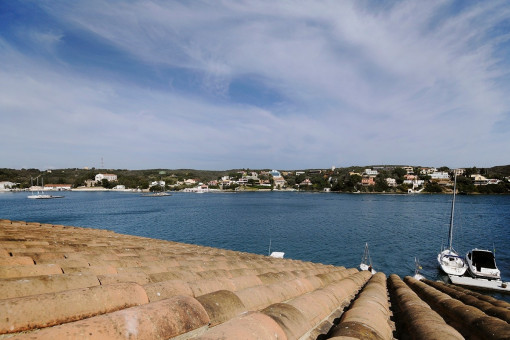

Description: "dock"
449 274 510 293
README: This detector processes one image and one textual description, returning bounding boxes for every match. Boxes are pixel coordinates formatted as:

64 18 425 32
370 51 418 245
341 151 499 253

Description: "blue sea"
1 191 509 299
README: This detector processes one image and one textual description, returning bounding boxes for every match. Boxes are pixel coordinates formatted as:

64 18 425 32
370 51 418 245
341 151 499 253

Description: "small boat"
141 192 172 197
142 177 171 197
269 252 285 258
466 248 501 280
413 257 425 281
437 172 467 276
27 194 54 199
360 242 376 274
268 239 284 258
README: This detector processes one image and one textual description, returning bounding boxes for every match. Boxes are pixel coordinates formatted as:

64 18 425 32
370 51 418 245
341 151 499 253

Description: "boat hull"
449 275 509 293
27 195 54 199
141 192 172 197
466 249 501 280
360 263 376 274
437 249 467 276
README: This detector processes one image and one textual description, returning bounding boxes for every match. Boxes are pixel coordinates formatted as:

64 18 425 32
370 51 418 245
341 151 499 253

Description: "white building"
0 181 16 190
273 176 286 189
237 178 248 185
471 174 488 185
364 169 378 176
270 170 281 177
453 169 465 176
420 167 437 175
403 180 425 186
386 178 397 187
430 172 450 180
403 166 414 174
43 184 72 191
183 184 209 193
150 181 165 187
95 173 117 182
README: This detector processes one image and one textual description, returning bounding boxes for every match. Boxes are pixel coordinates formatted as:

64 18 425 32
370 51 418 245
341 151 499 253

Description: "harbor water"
1 191 509 299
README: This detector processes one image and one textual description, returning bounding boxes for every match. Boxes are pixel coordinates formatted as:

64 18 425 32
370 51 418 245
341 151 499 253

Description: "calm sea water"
1 191 509 299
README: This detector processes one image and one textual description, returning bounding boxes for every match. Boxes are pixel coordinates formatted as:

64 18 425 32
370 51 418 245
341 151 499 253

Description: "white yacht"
466 248 501 280
437 172 467 276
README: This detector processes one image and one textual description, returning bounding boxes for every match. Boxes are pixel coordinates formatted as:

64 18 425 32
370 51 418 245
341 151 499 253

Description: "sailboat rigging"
360 242 376 274
437 172 467 276
27 176 63 199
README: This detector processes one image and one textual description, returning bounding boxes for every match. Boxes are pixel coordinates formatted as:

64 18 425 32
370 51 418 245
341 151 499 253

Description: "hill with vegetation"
1 165 509 194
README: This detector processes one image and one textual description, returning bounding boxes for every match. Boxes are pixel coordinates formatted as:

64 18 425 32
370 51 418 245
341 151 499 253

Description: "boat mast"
362 242 372 266
448 171 457 251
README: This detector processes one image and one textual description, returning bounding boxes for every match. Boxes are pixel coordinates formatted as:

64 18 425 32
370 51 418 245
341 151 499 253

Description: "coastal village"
1 165 509 194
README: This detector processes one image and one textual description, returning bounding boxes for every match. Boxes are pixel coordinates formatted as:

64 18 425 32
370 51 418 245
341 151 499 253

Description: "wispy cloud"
1 0 509 169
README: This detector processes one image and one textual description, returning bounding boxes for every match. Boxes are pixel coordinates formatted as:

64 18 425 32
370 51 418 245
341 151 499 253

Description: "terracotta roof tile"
196 290 247 326
261 302 309 339
143 280 193 302
10 296 209 340
189 278 236 297
0 263 63 279
404 276 510 339
388 274 464 339
2 219 510 339
0 256 35 266
330 273 392 340
423 279 510 323
196 312 286 340
1 273 100 299
97 272 151 285
229 275 263 291
0 282 148 334
234 284 285 311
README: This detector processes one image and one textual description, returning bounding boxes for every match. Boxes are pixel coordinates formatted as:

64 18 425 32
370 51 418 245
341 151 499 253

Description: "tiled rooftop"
1 219 510 339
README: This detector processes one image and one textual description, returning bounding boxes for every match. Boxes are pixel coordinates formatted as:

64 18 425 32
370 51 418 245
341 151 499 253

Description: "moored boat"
466 248 501 280
437 172 467 276
449 274 509 293
27 194 54 199
413 257 425 281
27 176 64 199
141 192 172 197
360 242 376 274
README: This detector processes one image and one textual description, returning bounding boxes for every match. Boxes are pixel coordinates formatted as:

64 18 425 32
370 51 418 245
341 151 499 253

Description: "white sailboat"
437 172 467 276
27 177 57 199
360 242 376 274
267 238 284 258
413 257 425 281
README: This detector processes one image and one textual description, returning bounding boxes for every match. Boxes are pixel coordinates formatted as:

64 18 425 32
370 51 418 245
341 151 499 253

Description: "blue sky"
1 0 509 170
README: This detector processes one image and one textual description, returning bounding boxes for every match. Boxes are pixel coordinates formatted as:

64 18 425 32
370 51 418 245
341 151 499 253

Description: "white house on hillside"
364 169 378 176
0 181 16 190
95 173 117 182
430 172 450 180
270 170 281 177
386 178 397 187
